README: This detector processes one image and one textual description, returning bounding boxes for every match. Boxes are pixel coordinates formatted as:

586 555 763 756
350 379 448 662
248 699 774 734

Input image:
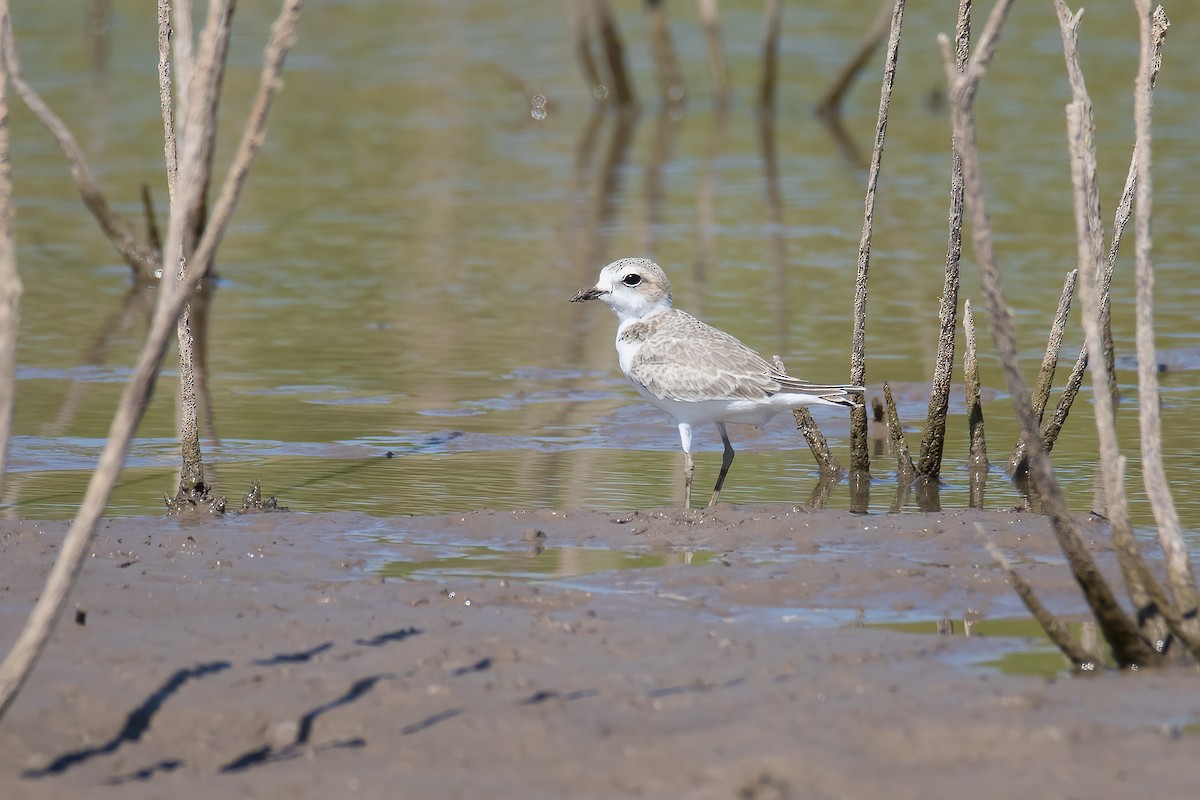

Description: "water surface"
4 2 1198 538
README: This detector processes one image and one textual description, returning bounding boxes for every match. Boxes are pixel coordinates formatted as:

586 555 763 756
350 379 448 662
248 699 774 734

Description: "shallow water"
4 3 1198 539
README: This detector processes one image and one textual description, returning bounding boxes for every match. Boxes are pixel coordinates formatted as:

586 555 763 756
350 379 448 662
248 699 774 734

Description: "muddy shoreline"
1 507 1196 798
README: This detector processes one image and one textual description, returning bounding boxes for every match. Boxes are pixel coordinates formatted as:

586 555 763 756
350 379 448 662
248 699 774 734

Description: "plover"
572 257 862 508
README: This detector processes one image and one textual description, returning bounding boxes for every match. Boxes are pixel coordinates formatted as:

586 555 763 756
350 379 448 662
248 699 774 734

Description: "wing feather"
628 312 777 401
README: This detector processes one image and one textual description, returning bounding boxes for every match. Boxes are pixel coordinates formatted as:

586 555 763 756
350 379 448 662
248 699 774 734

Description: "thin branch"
939 0 1156 667
1 15 157 281
1055 0 1165 642
1129 2 1199 621
916 0 970 480
963 299 987 508
774 356 842 477
1008 269 1077 475
882 382 915 478
983 535 1096 668
1039 336 1086 454
0 0 303 721
849 0 905 473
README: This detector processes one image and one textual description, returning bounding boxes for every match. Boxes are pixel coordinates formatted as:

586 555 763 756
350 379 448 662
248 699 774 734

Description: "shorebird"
572 257 862 508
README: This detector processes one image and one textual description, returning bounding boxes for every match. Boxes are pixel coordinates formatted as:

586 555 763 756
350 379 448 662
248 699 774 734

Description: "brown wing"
628 312 778 402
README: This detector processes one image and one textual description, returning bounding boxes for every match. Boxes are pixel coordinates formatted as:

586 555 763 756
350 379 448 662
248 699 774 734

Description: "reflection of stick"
0 0 303 721
569 1 603 99
815 0 892 119
1057 0 1160 641
982 534 1095 668
882 383 913 478
849 0 906 473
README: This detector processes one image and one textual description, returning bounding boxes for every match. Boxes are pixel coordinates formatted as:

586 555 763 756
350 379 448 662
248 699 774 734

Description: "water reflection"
3 2 1198 539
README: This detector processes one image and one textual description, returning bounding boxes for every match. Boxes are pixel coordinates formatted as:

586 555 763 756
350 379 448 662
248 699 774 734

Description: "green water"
873 616 1079 678
4 2 1198 532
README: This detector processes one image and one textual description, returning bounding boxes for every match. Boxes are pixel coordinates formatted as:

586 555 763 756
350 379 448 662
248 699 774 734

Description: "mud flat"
1 507 1197 799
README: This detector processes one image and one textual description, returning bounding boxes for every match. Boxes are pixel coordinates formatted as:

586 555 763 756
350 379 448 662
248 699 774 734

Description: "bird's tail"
771 371 864 408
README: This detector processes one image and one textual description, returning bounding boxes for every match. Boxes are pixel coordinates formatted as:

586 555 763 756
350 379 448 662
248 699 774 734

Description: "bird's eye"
622 273 643 287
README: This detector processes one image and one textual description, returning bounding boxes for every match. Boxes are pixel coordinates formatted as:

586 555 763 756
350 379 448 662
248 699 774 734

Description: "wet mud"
0 507 1197 798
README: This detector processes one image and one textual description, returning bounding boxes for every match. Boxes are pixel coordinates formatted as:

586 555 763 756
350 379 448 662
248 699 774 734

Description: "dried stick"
0 0 18 489
983 536 1095 668
916 0 970 480
848 0 905 473
939 0 1156 667
882 382 914 478
963 300 987 507
1040 340 1086 454
756 0 782 112
0 0 303 721
696 0 728 105
1007 269 1076 475
1 17 157 281
815 0 892 119
645 0 684 109
1056 0 1168 644
172 0 237 508
1129 3 1199 622
158 0 177 199
593 0 637 108
774 356 842 477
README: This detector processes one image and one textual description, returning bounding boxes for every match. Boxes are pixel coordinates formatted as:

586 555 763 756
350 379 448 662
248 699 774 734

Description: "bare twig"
0 0 303 721
983 535 1096 668
962 299 988 485
1008 269 1077 475
939 0 1156 667
1033 270 1077 424
171 0 238 509
882 382 914 478
1129 2 1199 624
849 0 905 473
916 0 970 480
0 0 19 489
1 16 158 281
158 0 177 199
